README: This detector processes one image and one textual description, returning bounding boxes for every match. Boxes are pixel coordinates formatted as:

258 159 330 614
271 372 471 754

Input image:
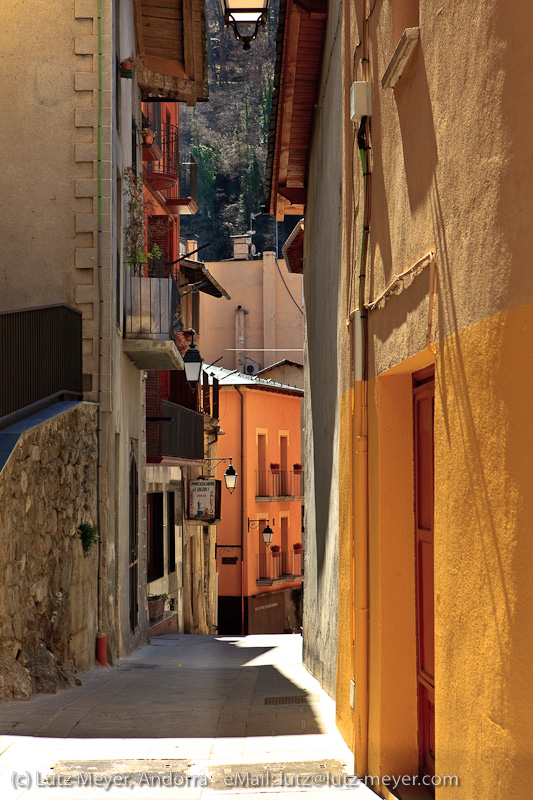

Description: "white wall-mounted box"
350 82 372 124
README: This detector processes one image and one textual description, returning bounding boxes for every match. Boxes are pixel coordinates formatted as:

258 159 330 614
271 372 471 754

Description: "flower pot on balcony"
293 463 302 474
270 463 280 474
142 130 155 146
293 543 302 552
270 545 281 557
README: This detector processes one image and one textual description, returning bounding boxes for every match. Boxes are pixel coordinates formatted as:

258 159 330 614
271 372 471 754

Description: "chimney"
231 234 252 260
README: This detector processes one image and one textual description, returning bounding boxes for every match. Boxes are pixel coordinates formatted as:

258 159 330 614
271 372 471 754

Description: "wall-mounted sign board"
188 478 221 523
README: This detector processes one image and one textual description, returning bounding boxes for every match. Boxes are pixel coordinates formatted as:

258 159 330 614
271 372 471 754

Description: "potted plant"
120 58 135 78
270 462 280 474
147 593 168 621
270 544 281 557
293 542 302 552
142 128 155 146
293 463 303 474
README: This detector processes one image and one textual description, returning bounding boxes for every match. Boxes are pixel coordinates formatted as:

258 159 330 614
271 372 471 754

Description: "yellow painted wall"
435 302 533 797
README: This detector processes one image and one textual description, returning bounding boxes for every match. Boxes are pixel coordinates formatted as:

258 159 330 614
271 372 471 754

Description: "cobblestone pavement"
0 634 377 799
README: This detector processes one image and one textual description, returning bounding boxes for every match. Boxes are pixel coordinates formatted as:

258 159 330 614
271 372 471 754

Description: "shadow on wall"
308 275 339 585
396 45 438 214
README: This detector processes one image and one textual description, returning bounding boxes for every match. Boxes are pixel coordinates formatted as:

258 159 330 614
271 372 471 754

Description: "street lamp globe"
220 0 270 50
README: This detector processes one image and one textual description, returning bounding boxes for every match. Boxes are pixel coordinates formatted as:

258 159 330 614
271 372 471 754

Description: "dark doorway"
129 451 139 632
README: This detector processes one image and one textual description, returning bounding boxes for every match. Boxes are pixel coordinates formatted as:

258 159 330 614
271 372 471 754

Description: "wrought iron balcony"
164 155 198 216
146 400 204 462
255 469 304 499
123 271 183 370
256 550 304 584
143 121 179 191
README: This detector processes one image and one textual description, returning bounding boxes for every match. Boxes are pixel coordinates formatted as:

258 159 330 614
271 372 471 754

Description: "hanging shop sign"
188 478 221 523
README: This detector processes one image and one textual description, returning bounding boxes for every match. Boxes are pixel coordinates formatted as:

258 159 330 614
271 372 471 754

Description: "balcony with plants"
256 545 304 586
255 467 304 500
141 117 198 217
122 167 183 371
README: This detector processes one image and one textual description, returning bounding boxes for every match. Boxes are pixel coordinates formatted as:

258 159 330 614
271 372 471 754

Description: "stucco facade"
200 240 304 374
0 0 209 683
267 0 533 794
207 367 304 635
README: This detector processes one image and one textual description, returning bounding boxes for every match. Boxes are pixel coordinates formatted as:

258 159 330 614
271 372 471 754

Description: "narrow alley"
0 635 375 799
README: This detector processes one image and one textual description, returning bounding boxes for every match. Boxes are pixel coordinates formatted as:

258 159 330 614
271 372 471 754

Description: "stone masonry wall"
0 404 98 702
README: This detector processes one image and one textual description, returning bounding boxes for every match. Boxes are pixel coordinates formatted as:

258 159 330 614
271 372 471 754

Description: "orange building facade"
206 367 304 635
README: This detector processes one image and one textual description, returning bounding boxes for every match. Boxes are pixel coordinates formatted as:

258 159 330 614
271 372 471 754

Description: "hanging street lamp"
248 518 274 545
220 0 270 51
223 459 238 494
183 334 203 386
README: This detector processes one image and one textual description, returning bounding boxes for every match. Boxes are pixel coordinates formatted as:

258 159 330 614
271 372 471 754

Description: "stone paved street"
0 635 377 799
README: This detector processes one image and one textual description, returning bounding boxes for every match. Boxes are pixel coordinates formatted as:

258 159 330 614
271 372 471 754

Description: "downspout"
95 0 107 666
235 385 245 635
353 0 371 777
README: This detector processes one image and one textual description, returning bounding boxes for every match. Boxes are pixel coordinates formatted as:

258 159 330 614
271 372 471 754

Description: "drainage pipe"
95 0 107 666
352 0 372 777
235 385 245 635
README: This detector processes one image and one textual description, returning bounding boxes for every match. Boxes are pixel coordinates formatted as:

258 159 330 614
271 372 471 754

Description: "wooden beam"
182 0 196 83
137 62 197 103
278 5 301 186
134 0 145 56
143 54 189 80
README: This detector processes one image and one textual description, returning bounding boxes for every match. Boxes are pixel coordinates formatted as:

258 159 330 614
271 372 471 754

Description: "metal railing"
146 400 204 461
257 552 282 581
124 271 179 340
0 304 82 423
144 120 179 180
256 550 304 581
256 469 304 498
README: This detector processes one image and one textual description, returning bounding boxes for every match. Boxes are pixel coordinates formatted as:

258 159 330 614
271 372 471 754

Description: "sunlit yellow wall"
336 387 354 747
435 302 533 797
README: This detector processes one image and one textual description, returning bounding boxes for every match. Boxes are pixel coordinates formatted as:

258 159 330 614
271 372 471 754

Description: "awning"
179 259 231 299
282 218 304 274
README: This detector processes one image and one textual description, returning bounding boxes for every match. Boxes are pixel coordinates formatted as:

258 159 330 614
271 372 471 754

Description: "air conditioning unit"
245 362 260 375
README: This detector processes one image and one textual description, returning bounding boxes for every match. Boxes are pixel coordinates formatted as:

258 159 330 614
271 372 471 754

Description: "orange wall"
215 386 303 599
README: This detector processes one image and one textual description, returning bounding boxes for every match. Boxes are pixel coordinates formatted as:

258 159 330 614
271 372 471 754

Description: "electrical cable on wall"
275 257 304 316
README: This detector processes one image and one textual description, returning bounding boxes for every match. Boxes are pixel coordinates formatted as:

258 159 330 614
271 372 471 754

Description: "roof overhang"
282 218 304 274
134 0 209 104
180 259 231 299
263 0 327 220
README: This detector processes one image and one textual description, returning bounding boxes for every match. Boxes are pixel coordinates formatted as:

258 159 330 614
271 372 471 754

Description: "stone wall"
0 403 98 701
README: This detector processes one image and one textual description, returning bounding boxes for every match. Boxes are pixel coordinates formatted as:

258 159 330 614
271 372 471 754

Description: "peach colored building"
199 235 304 374
206 366 303 634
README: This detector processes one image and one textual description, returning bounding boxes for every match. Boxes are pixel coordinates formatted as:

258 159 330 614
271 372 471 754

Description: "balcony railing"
144 121 179 191
0 304 82 426
164 155 198 216
124 272 174 340
256 469 304 498
256 550 304 582
147 400 204 461
123 273 182 370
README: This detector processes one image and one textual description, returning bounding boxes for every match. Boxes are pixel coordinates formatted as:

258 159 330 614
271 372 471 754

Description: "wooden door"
413 367 435 780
